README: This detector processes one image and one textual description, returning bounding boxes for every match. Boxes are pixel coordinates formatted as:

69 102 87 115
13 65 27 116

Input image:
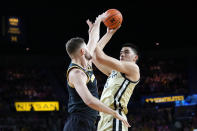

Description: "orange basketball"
103 9 123 29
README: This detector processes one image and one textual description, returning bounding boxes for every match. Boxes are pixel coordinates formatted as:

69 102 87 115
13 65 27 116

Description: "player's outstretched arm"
97 26 120 50
86 13 107 56
92 26 120 76
68 68 131 127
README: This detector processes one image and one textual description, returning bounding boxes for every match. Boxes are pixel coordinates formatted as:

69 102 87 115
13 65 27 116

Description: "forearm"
97 32 113 50
95 46 123 72
87 18 101 55
87 39 98 56
88 32 112 56
87 96 116 116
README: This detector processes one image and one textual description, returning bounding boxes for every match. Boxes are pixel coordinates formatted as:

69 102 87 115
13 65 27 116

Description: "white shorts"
97 110 128 131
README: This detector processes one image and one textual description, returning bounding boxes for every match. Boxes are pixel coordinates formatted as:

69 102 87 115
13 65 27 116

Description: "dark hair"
66 37 85 56
122 43 139 56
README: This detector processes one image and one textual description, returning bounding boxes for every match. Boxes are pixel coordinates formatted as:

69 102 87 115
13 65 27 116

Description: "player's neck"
71 58 87 69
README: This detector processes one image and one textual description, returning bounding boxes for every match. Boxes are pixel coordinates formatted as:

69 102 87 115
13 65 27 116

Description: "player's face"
120 47 136 62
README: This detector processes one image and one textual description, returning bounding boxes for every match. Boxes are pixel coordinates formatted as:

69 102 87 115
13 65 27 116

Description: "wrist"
112 110 117 116
88 38 97 43
106 31 113 35
106 32 113 37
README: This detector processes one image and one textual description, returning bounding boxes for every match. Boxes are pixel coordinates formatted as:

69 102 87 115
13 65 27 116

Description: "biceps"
93 59 112 76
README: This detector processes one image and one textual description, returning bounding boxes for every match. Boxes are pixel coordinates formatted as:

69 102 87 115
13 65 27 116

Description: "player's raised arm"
86 13 107 56
92 24 120 76
97 27 120 50
91 28 119 76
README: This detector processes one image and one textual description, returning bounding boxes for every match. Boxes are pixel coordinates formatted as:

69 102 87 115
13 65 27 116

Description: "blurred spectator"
138 57 188 96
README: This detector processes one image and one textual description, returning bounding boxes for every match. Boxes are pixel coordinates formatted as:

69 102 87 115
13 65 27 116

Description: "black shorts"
63 113 96 131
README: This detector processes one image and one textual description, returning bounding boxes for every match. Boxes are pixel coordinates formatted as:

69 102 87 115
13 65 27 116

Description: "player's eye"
125 51 130 54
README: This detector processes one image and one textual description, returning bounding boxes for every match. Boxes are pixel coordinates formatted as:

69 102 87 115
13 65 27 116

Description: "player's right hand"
114 111 131 128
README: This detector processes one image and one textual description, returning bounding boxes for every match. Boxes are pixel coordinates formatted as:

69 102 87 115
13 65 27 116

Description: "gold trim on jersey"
67 65 90 88
86 64 93 71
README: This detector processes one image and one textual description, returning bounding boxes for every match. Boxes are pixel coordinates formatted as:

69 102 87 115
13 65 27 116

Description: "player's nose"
120 53 125 57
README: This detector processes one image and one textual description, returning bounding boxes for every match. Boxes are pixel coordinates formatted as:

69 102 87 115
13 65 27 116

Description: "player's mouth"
120 57 124 61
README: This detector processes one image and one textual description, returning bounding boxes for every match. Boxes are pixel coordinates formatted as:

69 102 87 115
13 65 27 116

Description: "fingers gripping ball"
103 9 123 29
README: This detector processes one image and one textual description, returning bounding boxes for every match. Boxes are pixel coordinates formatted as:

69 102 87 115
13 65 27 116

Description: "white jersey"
100 70 139 114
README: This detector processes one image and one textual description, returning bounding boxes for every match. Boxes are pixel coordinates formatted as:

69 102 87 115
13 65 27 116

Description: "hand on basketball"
87 12 108 33
114 111 131 128
107 25 121 35
103 9 123 29
94 12 108 25
87 12 108 42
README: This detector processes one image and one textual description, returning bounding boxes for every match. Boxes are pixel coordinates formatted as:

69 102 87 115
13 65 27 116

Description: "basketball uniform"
97 70 139 131
64 63 98 131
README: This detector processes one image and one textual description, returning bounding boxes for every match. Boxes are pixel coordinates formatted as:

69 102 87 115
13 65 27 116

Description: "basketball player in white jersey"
91 26 140 131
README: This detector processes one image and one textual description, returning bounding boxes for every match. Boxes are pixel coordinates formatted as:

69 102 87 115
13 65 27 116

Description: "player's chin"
120 58 124 61
85 55 92 61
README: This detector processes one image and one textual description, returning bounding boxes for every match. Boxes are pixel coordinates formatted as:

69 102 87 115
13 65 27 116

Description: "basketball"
103 9 123 29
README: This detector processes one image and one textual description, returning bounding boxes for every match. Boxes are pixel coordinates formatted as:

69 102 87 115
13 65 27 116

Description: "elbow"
95 51 104 63
84 96 94 106
95 55 102 62
92 52 96 62
96 55 106 65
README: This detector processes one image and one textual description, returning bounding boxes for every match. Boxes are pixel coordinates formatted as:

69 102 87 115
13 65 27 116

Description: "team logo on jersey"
104 71 117 88
91 74 95 82
110 71 117 78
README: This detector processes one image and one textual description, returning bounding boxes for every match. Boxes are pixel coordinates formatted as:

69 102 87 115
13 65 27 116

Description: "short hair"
122 43 139 56
66 37 85 56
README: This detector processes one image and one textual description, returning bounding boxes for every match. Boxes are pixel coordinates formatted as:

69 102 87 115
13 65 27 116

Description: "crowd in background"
127 102 197 131
0 67 56 101
139 57 188 96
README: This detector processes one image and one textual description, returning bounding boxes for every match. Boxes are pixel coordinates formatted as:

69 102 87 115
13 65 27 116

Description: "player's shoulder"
133 63 140 71
69 68 86 77
124 61 139 71
125 62 140 80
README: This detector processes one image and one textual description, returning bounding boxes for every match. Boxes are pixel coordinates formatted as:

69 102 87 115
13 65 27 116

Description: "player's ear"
134 55 138 62
80 48 86 56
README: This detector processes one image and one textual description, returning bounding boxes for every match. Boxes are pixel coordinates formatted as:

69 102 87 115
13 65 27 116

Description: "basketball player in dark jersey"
63 13 130 131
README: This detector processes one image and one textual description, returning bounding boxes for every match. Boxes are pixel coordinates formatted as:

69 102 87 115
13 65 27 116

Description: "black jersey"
66 63 98 120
